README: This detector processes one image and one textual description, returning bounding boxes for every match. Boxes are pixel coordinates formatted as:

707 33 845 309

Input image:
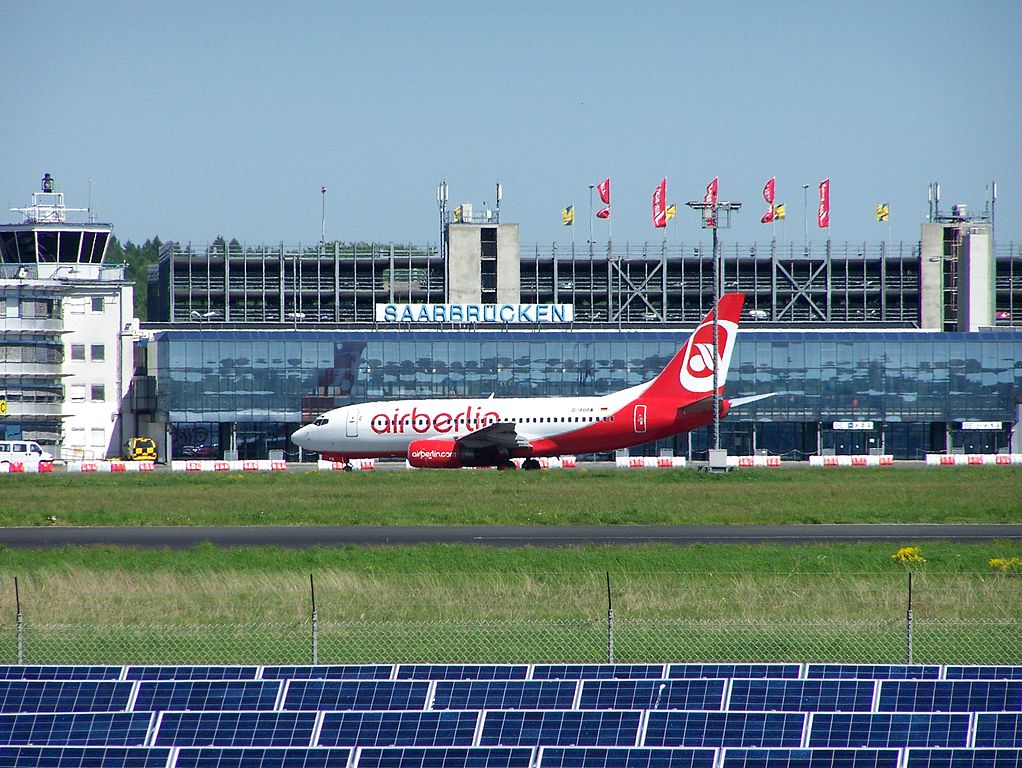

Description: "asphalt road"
2 523 1020 549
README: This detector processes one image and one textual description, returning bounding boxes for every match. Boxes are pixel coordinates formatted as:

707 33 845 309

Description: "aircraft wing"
456 421 531 450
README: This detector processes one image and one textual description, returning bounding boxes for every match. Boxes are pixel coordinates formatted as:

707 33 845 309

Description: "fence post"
905 572 913 664
606 571 614 664
15 577 24 665
310 573 318 666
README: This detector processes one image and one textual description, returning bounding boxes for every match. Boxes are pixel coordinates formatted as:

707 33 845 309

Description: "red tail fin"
643 293 745 401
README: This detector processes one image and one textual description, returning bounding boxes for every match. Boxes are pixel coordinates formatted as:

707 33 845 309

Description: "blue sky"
3 2 1019 249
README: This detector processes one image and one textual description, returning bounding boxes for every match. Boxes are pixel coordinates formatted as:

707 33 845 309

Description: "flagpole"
588 185 594 258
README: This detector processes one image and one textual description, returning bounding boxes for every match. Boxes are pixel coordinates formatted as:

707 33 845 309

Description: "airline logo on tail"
678 318 738 393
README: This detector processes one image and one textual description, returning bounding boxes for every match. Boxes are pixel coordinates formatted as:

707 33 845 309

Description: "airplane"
291 292 769 469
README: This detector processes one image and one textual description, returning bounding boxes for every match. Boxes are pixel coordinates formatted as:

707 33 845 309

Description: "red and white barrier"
728 455 782 468
511 456 577 469
925 453 1022 466
317 458 376 471
810 455 894 467
68 461 155 473
172 459 288 472
615 456 688 469
0 461 54 474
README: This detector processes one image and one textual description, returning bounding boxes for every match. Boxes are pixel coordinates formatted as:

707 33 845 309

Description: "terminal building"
4 176 1022 462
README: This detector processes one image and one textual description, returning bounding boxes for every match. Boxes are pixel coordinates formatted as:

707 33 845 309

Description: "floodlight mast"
684 197 742 453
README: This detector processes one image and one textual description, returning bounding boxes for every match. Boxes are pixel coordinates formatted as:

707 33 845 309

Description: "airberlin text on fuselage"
371 405 500 435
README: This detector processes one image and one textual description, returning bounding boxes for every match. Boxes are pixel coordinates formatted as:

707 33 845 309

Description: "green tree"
108 235 162 320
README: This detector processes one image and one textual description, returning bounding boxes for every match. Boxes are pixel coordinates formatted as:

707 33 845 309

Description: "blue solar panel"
975 713 1022 747
152 711 317 747
397 665 529 681
579 680 726 711
944 667 1022 681
806 665 940 680
282 681 429 711
125 666 259 681
644 712 806 748
262 666 393 681
0 667 123 681
904 748 1022 768
720 748 902 768
669 666 802 680
354 746 535 768
0 712 153 747
0 746 171 767
728 681 876 713
479 710 641 747
532 666 667 681
537 746 718 768
0 681 133 714
878 681 1022 713
433 681 577 711
807 714 970 747
319 711 479 747
133 680 282 713
174 747 352 768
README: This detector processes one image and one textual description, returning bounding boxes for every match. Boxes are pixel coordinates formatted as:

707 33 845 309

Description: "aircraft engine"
407 439 463 468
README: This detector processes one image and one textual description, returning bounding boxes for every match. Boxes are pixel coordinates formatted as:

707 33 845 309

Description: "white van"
0 440 55 471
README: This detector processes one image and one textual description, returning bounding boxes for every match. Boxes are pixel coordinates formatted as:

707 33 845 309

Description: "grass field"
1 466 1020 526
1 466 1019 663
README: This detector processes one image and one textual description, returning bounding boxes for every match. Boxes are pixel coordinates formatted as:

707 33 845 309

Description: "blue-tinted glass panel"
0 746 171 768
644 712 805 748
282 681 428 712
0 681 133 714
975 714 1022 747
480 711 641 747
153 711 317 747
532 666 666 681
807 714 969 747
668 666 801 680
944 667 1022 681
721 749 901 768
433 682 576 711
0 667 123 681
262 666 392 681
319 711 478 747
537 746 717 768
904 748 1022 768
579 681 725 711
174 747 352 768
355 746 535 768
729 681 876 712
0 713 152 746
806 666 939 680
125 666 258 681
397 666 528 681
133 681 281 713
878 681 1022 712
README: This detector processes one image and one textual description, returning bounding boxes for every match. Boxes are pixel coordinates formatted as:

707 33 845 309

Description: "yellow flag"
876 203 889 222
453 205 463 223
562 205 574 226
665 204 677 220
773 203 786 220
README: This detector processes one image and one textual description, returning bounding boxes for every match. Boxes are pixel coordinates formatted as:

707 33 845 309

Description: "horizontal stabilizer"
728 392 780 408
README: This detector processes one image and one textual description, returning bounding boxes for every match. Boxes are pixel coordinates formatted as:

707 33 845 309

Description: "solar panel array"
0 665 1020 768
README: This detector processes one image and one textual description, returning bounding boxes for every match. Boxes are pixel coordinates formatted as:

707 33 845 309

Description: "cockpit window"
314 417 329 426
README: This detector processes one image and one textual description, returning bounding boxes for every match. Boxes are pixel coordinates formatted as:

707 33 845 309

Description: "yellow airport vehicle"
126 436 157 461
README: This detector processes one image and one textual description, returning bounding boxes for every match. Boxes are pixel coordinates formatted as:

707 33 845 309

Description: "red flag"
763 177 775 204
760 206 774 224
596 207 610 219
704 176 718 206
652 178 667 228
597 178 610 205
818 178 830 228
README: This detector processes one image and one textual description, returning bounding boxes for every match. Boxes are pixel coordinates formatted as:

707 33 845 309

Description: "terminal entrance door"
346 408 359 437
821 427 881 455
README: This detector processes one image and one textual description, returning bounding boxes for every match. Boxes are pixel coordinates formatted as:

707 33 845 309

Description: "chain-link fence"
4 618 1019 666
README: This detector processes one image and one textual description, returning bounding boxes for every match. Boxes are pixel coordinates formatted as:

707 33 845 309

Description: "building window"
90 428 106 448
71 344 86 361
90 384 105 402
90 344 105 361
91 297 104 312
70 384 86 402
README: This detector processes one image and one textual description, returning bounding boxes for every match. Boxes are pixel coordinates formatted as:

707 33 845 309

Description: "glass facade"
149 328 1022 461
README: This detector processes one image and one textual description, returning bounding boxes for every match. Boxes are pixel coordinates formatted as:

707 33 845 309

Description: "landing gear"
522 458 541 471
496 458 516 470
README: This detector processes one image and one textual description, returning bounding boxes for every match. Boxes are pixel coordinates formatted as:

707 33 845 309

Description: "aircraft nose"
292 425 310 448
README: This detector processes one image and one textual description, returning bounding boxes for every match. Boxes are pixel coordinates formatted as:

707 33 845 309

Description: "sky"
3 1 1020 250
